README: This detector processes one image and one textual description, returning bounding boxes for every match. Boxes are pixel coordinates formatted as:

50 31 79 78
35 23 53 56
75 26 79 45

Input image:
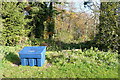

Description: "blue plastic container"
18 46 46 67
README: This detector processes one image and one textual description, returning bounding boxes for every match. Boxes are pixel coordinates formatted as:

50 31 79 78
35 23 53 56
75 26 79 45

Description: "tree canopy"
0 1 119 52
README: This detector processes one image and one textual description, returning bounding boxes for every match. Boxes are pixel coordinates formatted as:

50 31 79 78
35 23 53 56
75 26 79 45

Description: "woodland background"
0 1 119 78
0 1 119 52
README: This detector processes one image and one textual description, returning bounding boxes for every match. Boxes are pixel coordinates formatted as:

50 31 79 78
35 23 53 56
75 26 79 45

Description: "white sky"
62 0 100 13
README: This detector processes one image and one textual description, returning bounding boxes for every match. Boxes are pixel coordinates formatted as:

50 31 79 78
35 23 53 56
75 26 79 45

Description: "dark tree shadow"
4 52 20 66
45 38 109 52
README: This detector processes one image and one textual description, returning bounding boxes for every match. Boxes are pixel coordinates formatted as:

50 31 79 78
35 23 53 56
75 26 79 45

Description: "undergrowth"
0 46 118 78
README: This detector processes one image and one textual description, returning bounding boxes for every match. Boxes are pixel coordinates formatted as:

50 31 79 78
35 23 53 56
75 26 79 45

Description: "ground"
0 46 118 78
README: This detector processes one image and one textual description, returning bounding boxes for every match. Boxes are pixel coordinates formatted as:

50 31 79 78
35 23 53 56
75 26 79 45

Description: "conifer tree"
95 2 119 51
1 2 31 46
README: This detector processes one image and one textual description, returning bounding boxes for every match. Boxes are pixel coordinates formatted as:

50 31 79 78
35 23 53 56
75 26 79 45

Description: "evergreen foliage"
0 2 119 52
95 2 119 51
1 2 31 46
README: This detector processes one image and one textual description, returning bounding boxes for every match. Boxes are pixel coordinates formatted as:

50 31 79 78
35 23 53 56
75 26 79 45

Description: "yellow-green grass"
0 46 118 78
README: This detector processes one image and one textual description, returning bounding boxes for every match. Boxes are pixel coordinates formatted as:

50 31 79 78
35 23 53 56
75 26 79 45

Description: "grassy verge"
0 46 118 78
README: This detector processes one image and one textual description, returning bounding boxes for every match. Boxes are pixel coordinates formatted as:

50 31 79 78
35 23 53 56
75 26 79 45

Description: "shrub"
95 2 119 51
1 2 31 46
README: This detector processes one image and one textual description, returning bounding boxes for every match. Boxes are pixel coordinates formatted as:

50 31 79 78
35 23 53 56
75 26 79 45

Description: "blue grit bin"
18 46 46 67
